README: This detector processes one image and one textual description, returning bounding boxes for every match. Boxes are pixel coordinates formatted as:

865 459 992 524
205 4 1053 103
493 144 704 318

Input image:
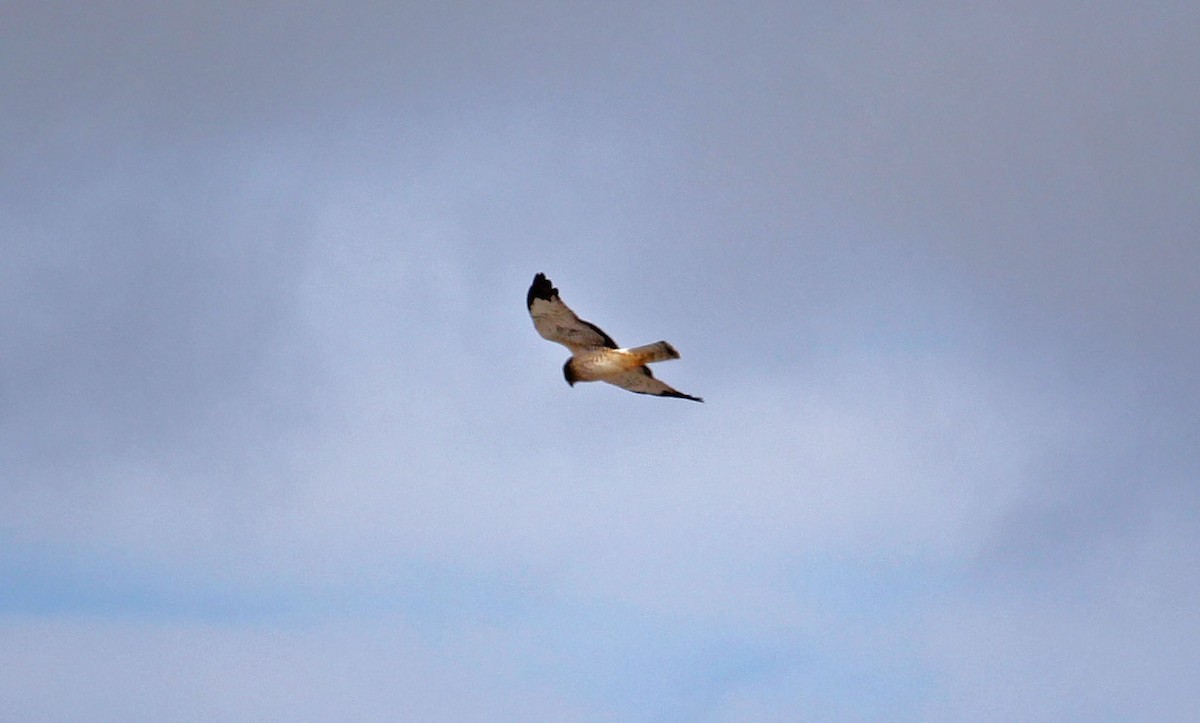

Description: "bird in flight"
526 273 703 402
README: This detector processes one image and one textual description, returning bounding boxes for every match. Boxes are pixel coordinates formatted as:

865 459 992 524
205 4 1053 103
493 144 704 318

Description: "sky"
2 2 1198 720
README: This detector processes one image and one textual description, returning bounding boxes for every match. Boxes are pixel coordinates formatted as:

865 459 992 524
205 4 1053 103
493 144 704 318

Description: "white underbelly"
571 349 635 380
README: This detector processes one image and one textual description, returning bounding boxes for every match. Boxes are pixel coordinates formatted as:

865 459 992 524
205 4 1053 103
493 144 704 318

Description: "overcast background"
3 2 1198 720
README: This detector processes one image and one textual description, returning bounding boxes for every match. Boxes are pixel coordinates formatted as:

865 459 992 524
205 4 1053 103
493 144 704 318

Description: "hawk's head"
562 359 578 387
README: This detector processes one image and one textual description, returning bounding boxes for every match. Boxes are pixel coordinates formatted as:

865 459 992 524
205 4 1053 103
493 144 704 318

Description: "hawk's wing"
604 367 704 403
527 273 618 352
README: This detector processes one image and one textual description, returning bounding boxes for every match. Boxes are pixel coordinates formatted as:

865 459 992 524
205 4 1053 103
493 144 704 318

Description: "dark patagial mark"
639 365 703 402
581 319 618 349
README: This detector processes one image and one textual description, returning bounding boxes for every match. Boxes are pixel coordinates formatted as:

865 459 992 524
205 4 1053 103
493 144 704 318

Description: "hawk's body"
526 273 703 402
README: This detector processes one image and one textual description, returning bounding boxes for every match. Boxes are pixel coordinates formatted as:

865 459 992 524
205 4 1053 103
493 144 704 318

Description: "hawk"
526 273 703 402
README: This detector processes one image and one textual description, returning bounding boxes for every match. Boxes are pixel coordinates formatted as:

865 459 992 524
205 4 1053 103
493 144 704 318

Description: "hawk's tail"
627 341 681 365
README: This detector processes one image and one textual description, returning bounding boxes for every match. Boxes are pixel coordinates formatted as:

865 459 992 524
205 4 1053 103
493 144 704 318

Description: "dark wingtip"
663 390 704 403
527 272 557 309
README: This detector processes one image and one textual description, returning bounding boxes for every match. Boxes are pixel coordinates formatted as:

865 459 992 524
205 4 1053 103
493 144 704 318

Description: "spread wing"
527 273 618 352
604 367 704 403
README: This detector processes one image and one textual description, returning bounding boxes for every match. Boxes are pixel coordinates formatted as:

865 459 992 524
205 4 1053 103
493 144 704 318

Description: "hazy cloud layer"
3 2 1197 719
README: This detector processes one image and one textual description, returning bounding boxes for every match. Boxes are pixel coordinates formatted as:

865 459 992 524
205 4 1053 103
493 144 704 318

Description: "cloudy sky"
3 2 1198 720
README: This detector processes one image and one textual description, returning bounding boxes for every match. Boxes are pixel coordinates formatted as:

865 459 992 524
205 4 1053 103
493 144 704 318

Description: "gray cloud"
2 1 1197 719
